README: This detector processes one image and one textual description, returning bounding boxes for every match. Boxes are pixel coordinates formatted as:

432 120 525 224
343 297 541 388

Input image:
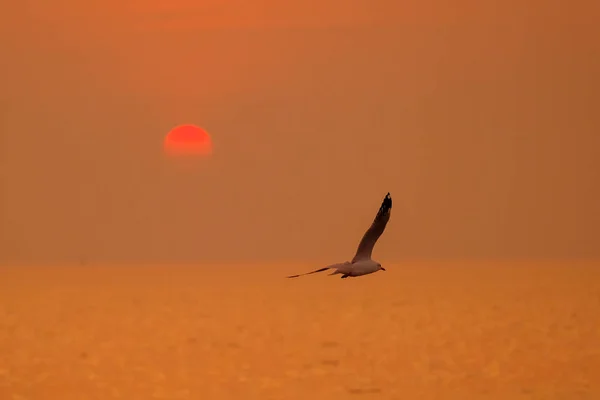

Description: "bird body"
287 193 392 279
327 259 382 278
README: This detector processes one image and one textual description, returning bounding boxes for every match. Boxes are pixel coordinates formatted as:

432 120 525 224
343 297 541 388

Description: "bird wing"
351 192 392 263
286 262 349 278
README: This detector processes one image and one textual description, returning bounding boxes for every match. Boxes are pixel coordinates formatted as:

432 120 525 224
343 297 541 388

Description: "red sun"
164 124 213 156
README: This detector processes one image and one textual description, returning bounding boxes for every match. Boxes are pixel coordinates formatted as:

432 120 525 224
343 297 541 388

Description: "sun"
164 124 213 156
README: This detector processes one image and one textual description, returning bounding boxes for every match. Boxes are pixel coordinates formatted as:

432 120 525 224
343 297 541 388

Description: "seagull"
287 192 392 279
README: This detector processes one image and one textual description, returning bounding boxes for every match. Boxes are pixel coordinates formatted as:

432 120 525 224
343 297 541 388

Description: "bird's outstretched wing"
286 262 350 278
351 192 392 262
286 267 330 278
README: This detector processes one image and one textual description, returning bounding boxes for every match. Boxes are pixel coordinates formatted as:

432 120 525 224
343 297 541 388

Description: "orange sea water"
1 261 599 399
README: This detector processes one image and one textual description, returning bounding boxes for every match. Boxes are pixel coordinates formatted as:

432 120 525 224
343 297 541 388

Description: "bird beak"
380 267 386 271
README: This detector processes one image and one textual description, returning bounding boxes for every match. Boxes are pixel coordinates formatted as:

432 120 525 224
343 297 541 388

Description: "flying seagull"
287 192 392 279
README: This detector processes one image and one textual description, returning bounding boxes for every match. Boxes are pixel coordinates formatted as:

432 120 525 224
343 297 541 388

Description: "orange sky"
1 0 599 264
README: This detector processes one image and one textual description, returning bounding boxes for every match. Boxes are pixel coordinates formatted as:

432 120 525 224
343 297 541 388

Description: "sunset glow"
163 124 213 156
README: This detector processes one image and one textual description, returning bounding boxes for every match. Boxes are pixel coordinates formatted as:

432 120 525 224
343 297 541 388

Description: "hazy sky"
1 0 599 264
